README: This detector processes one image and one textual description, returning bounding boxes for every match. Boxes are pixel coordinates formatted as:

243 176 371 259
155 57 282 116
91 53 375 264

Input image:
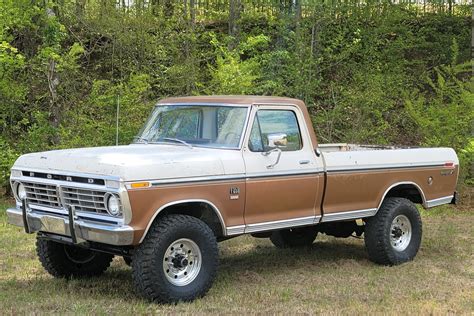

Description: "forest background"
0 0 472 203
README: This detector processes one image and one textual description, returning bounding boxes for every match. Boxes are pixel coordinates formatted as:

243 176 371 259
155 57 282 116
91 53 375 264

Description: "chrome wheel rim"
390 215 412 251
163 238 201 286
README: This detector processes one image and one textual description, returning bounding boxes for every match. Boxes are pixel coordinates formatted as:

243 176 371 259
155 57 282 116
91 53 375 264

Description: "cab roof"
158 95 305 107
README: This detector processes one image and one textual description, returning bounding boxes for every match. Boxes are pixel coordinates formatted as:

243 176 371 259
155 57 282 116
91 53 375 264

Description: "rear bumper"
6 207 134 246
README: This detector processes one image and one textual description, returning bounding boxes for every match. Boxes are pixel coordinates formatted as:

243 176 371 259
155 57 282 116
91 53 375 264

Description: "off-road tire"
132 215 218 303
364 197 422 265
270 226 318 248
36 238 113 278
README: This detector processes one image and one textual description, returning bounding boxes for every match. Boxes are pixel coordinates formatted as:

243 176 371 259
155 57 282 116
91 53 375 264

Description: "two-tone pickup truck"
7 96 458 303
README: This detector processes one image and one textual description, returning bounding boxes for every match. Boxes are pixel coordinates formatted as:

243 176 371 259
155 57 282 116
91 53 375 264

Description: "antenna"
115 94 120 145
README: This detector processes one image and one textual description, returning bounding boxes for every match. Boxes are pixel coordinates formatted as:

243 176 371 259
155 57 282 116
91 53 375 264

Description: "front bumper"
7 207 134 246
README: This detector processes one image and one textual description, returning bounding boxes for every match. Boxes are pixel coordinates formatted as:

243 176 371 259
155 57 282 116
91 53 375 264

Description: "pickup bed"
6 96 458 303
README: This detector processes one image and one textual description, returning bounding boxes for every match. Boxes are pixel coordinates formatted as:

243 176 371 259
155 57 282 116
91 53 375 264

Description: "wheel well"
155 202 225 238
384 183 425 205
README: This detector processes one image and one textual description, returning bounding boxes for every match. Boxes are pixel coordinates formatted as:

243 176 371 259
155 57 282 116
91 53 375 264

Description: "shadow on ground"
2 237 369 302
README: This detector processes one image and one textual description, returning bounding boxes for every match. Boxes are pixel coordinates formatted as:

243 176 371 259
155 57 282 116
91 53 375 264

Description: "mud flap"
450 192 457 205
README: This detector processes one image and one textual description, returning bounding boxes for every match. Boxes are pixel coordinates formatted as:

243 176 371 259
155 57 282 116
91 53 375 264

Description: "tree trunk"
294 0 302 21
229 0 242 49
190 0 196 24
46 8 61 145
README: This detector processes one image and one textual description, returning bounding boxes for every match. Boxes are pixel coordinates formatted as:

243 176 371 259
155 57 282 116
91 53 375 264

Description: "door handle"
299 160 310 165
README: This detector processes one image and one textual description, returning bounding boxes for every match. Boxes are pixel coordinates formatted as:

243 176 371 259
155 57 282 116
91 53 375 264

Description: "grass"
0 199 473 314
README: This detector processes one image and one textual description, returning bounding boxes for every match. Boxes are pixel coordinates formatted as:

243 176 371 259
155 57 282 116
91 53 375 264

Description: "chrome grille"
61 187 108 214
24 182 61 208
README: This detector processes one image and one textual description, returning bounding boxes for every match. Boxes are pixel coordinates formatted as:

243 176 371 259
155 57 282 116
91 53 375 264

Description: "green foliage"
0 137 17 190
208 34 268 94
406 62 473 150
406 59 473 184
0 0 472 192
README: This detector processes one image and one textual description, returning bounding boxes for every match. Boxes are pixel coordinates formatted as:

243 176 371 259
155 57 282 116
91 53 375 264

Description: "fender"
139 199 226 243
376 181 427 210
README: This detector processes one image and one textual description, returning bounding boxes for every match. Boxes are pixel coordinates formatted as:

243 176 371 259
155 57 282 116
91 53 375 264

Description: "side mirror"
266 133 288 149
262 133 286 169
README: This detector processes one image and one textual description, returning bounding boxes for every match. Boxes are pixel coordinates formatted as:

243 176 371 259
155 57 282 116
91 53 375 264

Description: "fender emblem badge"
230 187 240 200
230 187 240 195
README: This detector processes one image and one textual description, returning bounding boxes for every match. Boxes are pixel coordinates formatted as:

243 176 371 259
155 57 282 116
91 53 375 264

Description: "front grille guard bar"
22 199 79 244
67 204 78 244
21 199 31 234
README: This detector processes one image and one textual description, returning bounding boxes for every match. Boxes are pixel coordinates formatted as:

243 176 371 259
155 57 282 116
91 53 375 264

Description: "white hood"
13 144 228 181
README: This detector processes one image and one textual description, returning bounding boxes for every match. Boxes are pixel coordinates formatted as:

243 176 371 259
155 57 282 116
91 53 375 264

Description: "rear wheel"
364 197 422 265
270 226 318 248
36 238 113 278
132 215 218 303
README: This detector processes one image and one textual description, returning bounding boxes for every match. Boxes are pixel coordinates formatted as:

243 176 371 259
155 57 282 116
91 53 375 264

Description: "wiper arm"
162 137 193 149
134 136 149 144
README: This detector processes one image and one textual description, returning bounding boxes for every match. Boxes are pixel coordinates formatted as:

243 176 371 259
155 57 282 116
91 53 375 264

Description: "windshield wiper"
134 136 149 144
161 137 193 149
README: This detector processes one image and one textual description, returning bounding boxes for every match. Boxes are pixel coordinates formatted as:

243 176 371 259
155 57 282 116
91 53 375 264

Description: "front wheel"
132 215 218 303
36 238 114 278
364 197 422 265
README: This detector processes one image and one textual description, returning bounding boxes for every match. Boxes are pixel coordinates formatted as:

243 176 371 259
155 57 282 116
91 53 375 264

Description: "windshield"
135 105 249 149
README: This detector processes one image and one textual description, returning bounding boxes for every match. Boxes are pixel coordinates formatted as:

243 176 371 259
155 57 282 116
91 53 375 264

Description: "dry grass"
1 199 473 314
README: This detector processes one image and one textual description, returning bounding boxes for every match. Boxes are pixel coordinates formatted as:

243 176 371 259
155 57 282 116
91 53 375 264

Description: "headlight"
106 194 121 216
16 183 27 201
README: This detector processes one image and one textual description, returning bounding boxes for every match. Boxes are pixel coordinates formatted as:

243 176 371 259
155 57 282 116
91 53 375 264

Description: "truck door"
242 105 324 232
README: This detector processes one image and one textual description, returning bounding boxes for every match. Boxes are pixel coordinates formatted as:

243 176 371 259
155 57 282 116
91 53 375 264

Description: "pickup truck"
6 96 459 303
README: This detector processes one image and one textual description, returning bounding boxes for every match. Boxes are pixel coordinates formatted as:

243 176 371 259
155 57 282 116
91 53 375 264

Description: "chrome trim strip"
426 195 454 208
143 174 246 187
133 170 324 188
226 225 245 235
246 169 323 179
157 102 251 107
139 199 227 243
321 208 377 222
29 203 67 214
326 163 445 173
244 215 320 234
377 181 427 209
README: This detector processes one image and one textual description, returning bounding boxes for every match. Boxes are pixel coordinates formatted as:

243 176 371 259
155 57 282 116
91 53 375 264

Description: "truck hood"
12 144 227 181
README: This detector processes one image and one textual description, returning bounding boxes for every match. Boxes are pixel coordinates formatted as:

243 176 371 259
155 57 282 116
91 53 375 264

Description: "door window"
248 110 302 152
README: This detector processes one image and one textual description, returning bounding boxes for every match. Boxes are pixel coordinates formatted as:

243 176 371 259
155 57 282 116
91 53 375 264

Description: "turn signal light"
130 181 150 188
